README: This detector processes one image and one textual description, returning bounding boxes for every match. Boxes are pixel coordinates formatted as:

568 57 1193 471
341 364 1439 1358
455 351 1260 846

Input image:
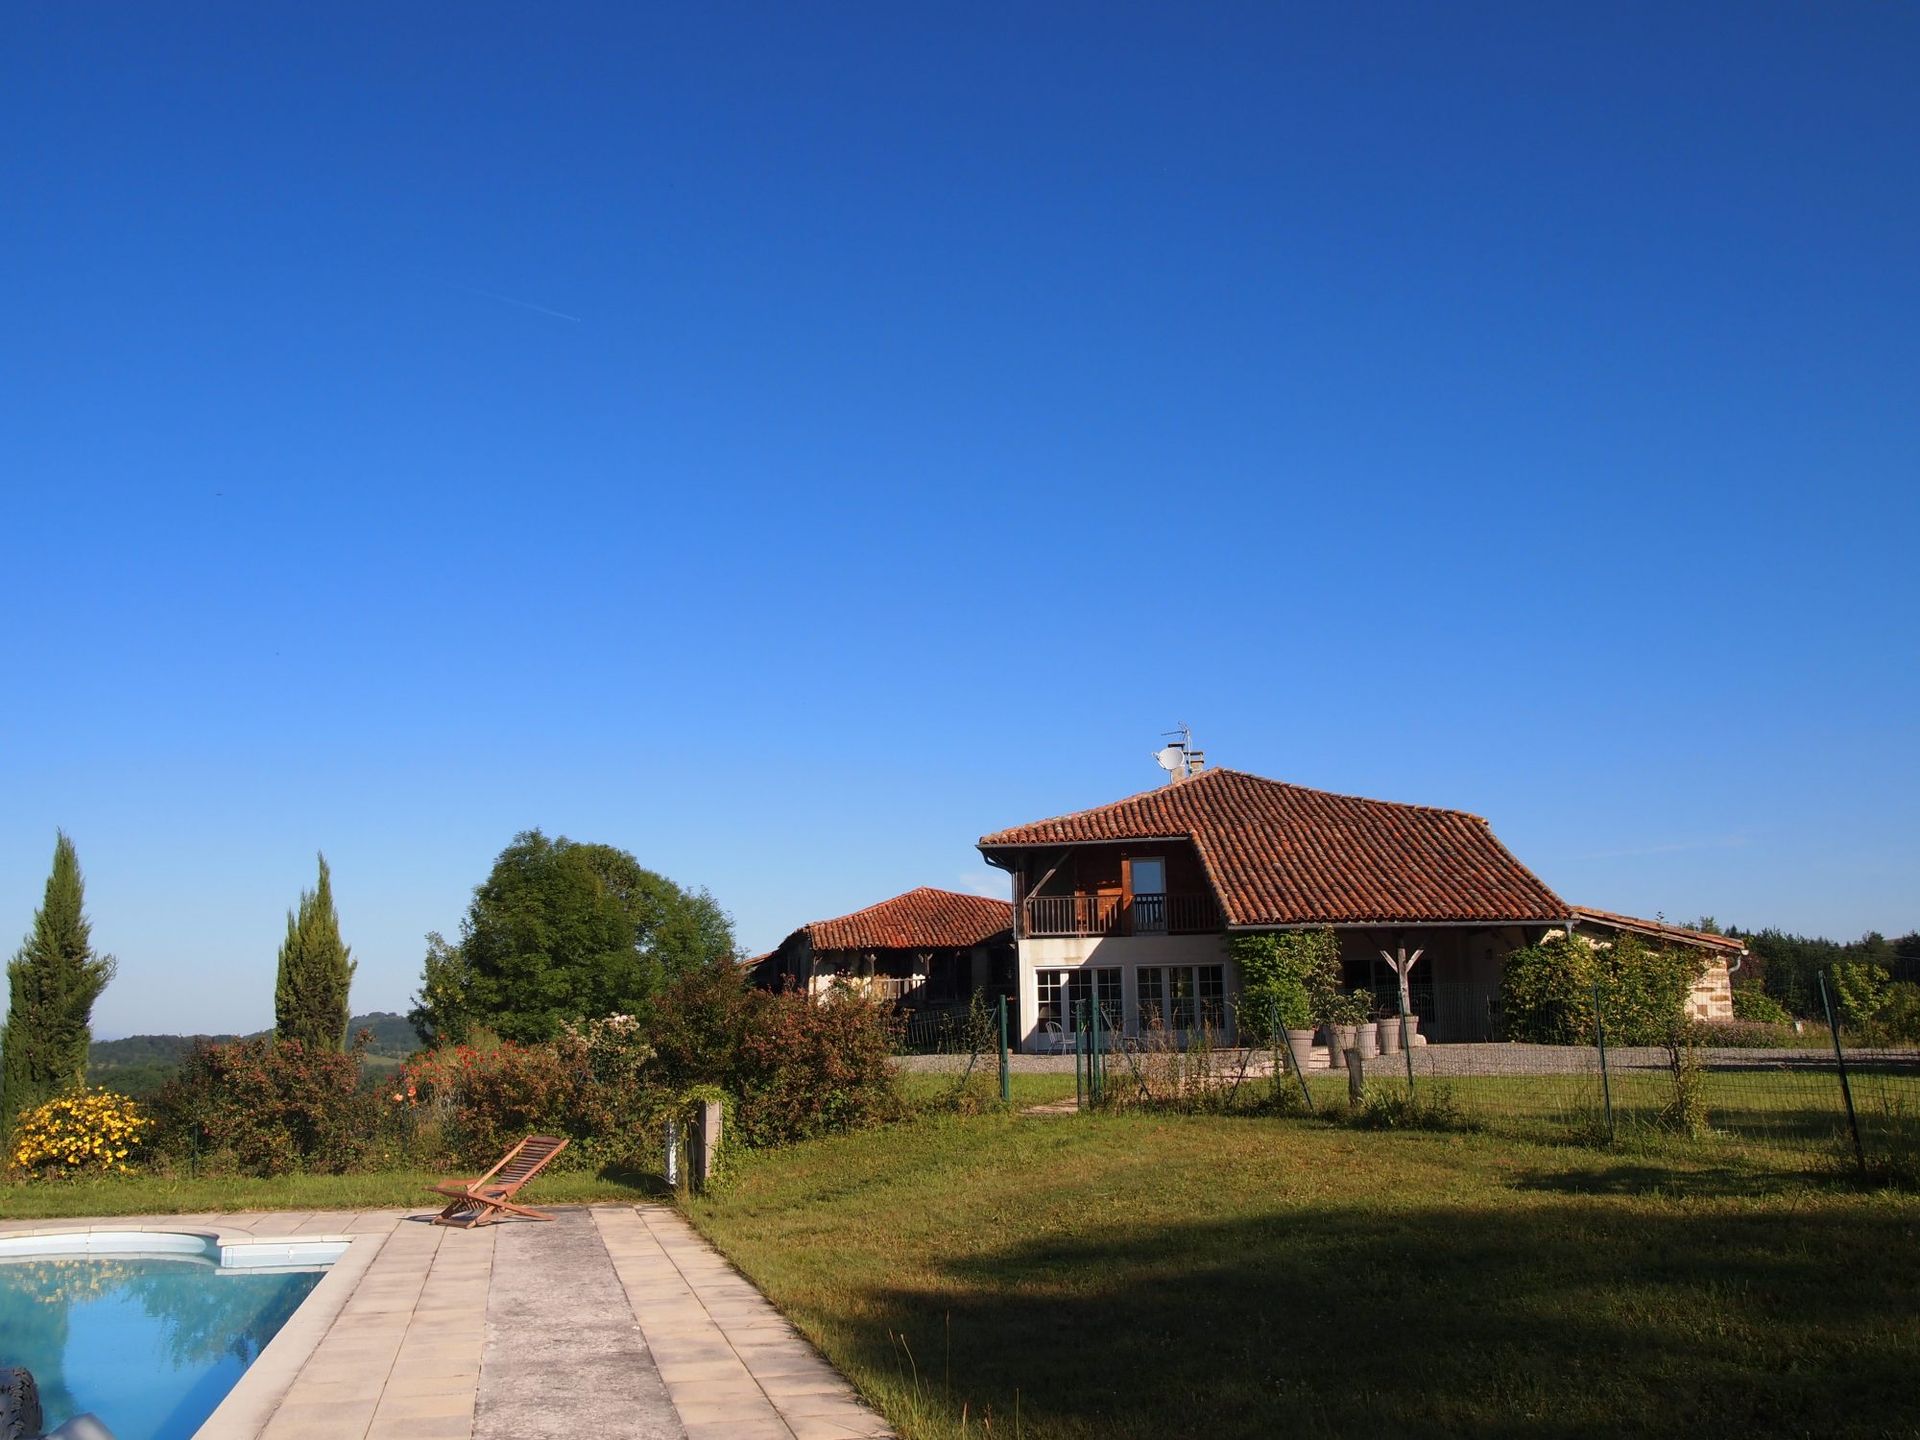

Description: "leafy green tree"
1500 933 1702 1045
1737 927 1908 1018
408 931 474 1048
273 855 356 1051
2 833 116 1135
1827 957 1890 1028
450 830 736 1043
1230 929 1337 1033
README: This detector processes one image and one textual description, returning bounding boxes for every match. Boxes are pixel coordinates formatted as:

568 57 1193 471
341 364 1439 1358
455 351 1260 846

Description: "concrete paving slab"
472 1207 683 1440
4 1197 896 1440
597 1204 895 1440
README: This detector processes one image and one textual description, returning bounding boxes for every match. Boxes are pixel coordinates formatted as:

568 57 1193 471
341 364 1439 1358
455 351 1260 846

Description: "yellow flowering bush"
8 1088 151 1178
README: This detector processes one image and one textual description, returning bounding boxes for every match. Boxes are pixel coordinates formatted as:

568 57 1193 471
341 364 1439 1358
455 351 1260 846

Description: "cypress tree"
2 833 116 1135
274 854 356 1051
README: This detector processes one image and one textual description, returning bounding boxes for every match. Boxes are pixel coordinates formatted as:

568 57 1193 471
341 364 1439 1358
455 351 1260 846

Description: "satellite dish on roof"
1155 724 1205 784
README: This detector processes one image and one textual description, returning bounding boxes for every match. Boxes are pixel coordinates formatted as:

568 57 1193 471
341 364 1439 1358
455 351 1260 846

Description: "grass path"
688 1108 1920 1439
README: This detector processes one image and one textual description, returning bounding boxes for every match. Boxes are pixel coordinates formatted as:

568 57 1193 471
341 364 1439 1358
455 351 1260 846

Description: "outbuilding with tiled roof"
751 887 1014 1016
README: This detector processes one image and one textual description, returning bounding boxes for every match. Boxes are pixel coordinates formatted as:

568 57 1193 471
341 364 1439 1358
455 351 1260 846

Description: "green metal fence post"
1270 998 1282 1094
1073 999 1085 1111
1819 971 1867 1175
1592 981 1616 1144
1273 998 1316 1114
1098 998 1113 1113
997 995 1011 1107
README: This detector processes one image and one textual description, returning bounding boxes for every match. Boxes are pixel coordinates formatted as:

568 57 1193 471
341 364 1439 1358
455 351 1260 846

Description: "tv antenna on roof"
1153 724 1205 784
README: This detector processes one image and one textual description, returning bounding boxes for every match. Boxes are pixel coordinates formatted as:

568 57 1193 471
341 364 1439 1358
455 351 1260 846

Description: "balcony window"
1130 857 1166 934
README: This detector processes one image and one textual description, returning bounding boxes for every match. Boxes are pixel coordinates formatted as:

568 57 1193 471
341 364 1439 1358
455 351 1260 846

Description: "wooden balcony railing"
809 974 916 1002
1023 892 1221 938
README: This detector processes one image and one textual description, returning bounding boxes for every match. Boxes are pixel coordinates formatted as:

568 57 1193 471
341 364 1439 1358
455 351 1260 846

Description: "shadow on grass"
833 1197 1916 1440
1504 1163 1803 1198
592 1161 674 1197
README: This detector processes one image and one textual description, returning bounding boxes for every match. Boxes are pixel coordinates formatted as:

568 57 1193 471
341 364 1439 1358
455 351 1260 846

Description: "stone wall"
1687 955 1735 1022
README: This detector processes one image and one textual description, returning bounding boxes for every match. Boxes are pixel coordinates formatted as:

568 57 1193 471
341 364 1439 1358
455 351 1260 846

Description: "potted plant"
1274 988 1318 1075
1318 995 1355 1070
1377 998 1403 1055
1331 990 1372 1064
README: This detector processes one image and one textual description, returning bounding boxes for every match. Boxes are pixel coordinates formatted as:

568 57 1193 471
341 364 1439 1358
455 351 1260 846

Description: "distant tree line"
1715 923 1920 1019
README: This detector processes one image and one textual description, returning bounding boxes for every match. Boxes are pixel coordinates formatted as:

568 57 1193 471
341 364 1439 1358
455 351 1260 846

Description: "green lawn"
899 1071 1082 1108
687 1106 1920 1440
1091 1050 1918 1172
0 1166 664 1221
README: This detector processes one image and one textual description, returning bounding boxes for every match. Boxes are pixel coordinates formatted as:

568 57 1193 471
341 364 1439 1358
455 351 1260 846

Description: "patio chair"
429 1134 569 1227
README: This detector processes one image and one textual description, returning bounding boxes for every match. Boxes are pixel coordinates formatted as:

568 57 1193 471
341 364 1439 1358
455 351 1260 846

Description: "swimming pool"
0 1233 346 1440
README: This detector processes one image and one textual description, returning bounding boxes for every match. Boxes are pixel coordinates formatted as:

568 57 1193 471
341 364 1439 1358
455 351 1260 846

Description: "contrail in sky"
451 283 584 323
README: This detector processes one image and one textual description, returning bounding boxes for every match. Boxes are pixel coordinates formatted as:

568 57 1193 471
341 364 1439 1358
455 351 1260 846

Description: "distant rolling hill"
88 1012 419 1095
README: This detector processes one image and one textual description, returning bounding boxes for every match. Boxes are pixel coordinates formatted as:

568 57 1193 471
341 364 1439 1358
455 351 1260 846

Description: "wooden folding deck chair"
429 1134 569 1227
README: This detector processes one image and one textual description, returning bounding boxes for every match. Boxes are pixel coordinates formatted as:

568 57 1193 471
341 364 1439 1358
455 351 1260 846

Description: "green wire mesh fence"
1062 968 1918 1178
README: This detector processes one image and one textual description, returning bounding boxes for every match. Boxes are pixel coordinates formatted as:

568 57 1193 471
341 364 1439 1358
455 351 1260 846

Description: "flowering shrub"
647 964 754 1089
8 1088 151 1178
397 1018 663 1170
151 1037 378 1176
732 989 900 1147
432 1042 576 1167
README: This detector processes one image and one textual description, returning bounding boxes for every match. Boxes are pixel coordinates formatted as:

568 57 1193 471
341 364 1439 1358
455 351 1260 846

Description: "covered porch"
1329 925 1548 1044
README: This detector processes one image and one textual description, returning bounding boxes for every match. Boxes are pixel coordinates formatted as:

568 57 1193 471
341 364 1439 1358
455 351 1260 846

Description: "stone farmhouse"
977 765 1739 1053
753 765 1740 1053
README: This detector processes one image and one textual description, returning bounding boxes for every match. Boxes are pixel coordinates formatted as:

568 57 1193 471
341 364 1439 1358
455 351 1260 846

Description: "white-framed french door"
1135 963 1229 1040
1035 967 1122 1050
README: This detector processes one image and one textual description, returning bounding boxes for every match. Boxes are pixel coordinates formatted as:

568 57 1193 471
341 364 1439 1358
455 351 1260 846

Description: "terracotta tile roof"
1571 906 1746 954
797 887 1013 953
979 768 1568 927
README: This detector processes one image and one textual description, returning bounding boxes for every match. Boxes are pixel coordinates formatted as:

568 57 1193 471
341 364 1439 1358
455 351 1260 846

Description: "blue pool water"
0 1252 324 1440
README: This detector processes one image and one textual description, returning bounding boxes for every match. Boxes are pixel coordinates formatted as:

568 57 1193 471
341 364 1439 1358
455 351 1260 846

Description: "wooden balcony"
1023 892 1221 938
809 974 915 1002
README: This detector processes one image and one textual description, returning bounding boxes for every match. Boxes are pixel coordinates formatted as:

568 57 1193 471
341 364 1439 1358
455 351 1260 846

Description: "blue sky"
2 3 1914 1037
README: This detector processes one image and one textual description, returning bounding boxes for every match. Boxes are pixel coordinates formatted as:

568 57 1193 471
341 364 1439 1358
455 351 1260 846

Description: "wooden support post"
1377 945 1425 1024
1346 1046 1365 1105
